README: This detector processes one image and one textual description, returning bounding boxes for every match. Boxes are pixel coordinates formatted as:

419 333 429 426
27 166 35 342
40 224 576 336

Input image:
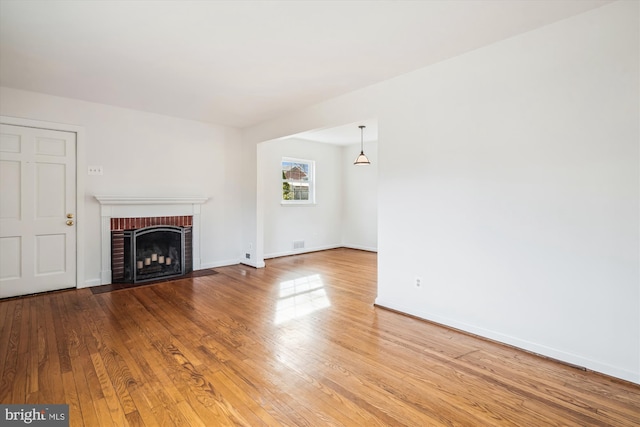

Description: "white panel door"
0 124 76 298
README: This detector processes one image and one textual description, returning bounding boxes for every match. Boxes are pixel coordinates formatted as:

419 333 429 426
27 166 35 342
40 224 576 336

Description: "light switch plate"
88 165 103 175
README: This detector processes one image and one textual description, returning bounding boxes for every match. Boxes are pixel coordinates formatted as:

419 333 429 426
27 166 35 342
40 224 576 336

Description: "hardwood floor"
1 248 638 426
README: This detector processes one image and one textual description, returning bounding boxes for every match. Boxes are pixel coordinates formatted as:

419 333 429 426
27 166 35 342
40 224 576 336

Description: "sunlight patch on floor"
275 274 330 324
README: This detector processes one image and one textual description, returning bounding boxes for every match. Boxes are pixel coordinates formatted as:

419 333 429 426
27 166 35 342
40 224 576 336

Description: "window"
282 158 315 204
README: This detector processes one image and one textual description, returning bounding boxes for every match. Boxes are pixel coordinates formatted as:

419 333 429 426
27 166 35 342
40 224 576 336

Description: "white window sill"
281 202 317 207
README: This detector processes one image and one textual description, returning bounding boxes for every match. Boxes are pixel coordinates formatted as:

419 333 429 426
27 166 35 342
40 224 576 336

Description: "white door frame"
0 115 85 289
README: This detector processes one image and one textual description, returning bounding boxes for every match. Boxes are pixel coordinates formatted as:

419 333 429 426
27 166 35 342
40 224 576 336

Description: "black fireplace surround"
116 226 193 283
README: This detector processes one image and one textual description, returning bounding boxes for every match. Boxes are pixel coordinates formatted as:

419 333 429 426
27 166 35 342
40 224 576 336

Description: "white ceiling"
0 0 613 139
292 119 379 146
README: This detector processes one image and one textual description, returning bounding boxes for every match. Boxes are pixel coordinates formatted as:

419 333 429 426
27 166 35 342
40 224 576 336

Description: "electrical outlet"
415 277 422 288
88 165 103 175
245 253 251 259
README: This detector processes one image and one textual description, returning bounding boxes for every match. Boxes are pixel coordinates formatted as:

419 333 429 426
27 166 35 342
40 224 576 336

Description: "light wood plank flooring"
1 248 638 426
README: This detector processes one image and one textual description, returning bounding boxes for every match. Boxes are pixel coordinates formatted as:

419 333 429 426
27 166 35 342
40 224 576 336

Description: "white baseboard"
264 244 342 260
200 259 241 269
241 259 266 268
374 297 640 385
342 244 378 253
82 278 102 288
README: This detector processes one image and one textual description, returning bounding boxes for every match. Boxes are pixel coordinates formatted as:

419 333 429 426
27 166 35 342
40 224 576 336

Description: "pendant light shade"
353 125 371 165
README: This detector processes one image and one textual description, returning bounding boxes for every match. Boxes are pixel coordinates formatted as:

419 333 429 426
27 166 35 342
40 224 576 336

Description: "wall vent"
293 240 305 250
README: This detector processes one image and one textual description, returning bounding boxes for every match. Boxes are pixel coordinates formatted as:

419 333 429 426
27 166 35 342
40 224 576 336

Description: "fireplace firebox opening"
126 226 192 283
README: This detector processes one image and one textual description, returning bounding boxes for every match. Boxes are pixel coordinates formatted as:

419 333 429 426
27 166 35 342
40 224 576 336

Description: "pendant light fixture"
353 125 371 165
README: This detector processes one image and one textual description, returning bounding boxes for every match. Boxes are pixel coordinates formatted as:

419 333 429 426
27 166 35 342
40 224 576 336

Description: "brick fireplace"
111 216 193 283
95 196 208 284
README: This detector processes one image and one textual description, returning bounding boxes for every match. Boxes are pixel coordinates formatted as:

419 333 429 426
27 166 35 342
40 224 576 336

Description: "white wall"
243 1 640 383
243 135 263 267
375 0 638 384
0 87 244 285
261 138 343 257
342 142 378 251
259 138 378 258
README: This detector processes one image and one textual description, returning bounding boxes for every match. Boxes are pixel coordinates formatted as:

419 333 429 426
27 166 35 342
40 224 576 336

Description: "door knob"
66 220 74 226
67 213 74 219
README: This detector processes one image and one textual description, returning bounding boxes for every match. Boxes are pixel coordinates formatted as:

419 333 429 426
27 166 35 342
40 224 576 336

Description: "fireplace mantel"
95 195 208 284
95 196 208 206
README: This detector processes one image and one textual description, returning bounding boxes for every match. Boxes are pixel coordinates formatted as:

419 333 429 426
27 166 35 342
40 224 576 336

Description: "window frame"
281 157 316 206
